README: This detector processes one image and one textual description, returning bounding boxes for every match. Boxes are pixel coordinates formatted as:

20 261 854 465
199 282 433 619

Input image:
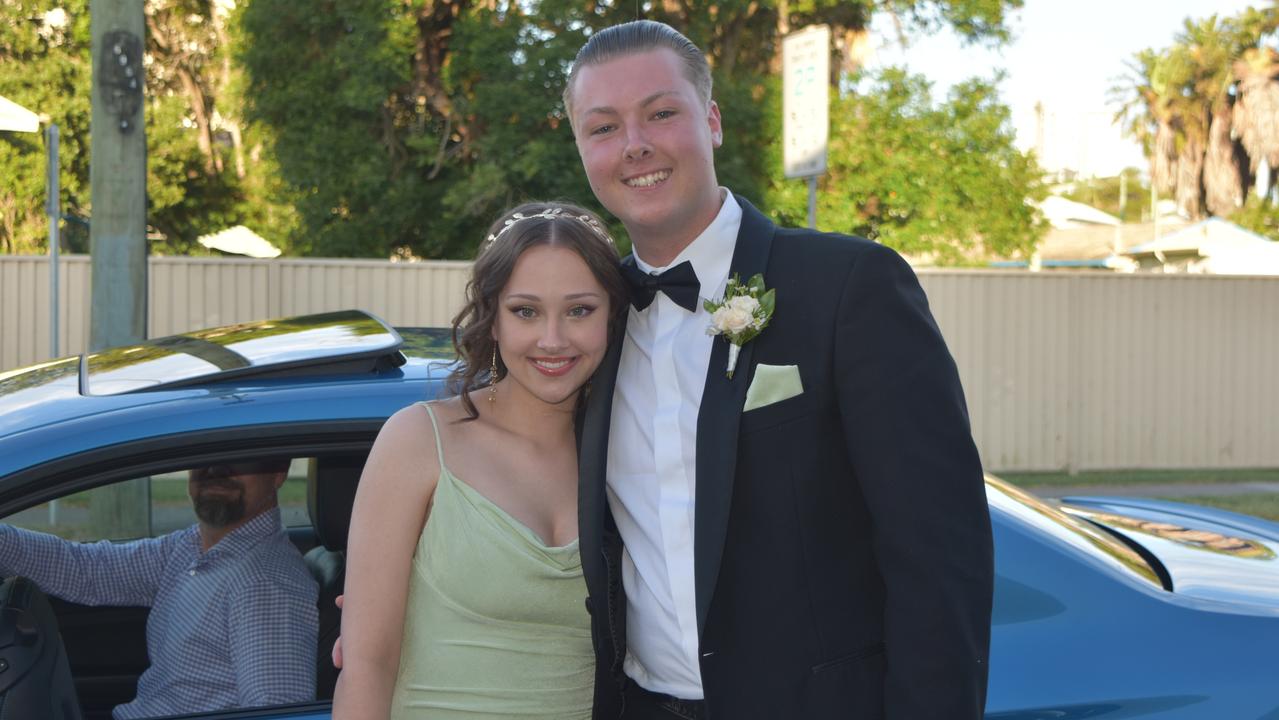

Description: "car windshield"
987 476 1163 588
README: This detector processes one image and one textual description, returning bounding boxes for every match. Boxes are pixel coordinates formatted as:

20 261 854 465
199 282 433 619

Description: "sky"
864 0 1264 177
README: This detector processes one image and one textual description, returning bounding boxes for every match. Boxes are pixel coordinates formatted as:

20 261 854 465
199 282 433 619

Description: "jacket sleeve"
831 243 994 719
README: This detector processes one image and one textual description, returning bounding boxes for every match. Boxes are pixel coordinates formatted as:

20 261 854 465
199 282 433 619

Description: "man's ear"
707 100 723 149
272 471 287 491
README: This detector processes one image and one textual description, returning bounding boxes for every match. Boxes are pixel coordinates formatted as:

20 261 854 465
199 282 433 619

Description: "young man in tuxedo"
567 20 993 720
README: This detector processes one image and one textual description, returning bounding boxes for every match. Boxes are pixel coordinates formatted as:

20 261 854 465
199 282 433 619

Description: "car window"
0 455 326 719
4 459 311 541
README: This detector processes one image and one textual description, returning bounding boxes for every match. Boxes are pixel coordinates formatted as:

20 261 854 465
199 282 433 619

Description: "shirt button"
189 569 197 576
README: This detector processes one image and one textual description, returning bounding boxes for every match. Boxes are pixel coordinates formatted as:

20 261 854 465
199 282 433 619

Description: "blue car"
1 310 1276 719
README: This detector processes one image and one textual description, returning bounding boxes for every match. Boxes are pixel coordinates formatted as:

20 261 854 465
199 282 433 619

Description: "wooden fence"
3 254 1277 473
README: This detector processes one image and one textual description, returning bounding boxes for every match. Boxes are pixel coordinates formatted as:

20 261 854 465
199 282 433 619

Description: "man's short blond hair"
563 20 712 124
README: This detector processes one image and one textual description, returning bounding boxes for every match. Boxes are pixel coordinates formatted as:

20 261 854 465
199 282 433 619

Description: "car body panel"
987 481 1279 719
1063 498 1279 608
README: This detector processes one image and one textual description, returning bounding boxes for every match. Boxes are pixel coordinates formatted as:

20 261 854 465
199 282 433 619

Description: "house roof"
1038 196 1120 229
1037 222 1169 262
1124 218 1274 256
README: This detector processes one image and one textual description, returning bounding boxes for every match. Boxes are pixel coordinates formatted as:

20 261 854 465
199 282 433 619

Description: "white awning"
197 226 281 258
0 95 40 133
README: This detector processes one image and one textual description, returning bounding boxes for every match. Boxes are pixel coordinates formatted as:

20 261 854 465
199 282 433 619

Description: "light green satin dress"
389 403 593 719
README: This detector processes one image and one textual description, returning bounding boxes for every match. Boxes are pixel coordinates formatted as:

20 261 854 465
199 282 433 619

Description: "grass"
997 468 1279 488
1156 494 1279 522
998 469 1279 524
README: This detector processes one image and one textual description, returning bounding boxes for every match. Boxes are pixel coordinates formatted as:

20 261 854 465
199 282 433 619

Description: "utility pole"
89 0 149 539
89 0 147 352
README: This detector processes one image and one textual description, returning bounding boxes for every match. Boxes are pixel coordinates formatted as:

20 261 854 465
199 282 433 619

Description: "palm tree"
1233 47 1279 196
1112 49 1179 196
1114 7 1279 220
1154 39 1212 219
1174 16 1248 218
1230 7 1279 189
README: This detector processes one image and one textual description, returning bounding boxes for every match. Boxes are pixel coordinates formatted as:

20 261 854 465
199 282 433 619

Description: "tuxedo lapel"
694 196 775 635
578 318 626 600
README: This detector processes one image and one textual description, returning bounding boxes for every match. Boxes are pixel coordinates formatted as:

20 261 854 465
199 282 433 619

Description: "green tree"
0 0 298 255
6 0 1033 260
0 0 91 254
142 0 299 254
769 69 1045 262
235 0 1029 261
1114 6 1279 224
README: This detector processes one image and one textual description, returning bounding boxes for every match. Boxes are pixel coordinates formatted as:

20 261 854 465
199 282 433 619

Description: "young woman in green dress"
333 202 628 719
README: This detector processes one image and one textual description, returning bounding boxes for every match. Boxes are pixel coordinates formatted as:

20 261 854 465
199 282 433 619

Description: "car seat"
303 455 363 700
0 576 83 720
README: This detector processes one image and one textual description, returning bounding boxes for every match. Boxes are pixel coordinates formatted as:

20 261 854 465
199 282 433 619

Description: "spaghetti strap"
418 401 447 475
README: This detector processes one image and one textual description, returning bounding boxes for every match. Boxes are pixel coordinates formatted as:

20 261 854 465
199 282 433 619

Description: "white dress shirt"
606 190 743 698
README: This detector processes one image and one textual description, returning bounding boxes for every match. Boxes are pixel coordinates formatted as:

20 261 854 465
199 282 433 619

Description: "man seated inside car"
0 459 318 719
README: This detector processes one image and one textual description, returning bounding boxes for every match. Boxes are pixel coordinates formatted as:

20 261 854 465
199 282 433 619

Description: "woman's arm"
332 405 439 719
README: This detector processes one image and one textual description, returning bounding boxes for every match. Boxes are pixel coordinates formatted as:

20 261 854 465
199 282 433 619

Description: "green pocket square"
743 364 803 412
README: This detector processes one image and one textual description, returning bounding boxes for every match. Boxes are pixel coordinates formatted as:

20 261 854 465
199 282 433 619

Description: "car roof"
0 311 455 478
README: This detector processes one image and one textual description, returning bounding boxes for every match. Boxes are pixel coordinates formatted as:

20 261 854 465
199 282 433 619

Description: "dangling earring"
489 344 499 404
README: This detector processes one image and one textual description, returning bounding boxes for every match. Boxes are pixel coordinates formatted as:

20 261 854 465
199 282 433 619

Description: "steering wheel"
0 576 83 720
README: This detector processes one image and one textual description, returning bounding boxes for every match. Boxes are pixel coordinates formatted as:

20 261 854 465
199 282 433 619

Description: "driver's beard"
193 491 246 528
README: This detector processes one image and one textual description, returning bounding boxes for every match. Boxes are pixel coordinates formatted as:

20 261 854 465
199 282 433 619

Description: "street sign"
782 25 830 179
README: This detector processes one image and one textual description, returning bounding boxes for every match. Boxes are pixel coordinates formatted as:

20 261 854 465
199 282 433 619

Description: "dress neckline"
440 464 581 552
420 401 579 551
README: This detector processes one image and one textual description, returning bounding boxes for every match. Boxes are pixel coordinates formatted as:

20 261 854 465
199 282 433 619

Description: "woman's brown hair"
448 201 628 420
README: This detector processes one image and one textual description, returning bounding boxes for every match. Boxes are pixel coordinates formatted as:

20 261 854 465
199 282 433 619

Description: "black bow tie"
622 260 701 312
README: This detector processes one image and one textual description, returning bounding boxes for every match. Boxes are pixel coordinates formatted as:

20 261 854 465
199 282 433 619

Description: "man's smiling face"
188 461 285 529
570 48 724 258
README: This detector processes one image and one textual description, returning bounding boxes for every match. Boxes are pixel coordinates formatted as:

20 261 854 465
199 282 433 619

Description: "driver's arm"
0 525 174 607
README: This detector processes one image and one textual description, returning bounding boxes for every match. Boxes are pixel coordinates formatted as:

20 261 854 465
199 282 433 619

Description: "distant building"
1122 219 1279 275
992 196 1165 271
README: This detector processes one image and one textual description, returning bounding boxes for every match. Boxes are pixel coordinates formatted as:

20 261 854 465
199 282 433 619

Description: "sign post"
782 25 830 229
46 124 60 359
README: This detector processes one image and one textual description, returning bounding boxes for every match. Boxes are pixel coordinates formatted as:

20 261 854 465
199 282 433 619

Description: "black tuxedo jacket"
578 197 993 719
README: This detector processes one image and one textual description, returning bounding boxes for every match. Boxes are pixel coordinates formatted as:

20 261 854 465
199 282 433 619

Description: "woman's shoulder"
378 401 434 440
363 403 445 481
376 396 488 456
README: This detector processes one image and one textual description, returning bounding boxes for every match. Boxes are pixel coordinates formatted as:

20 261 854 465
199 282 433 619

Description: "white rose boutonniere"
704 273 775 378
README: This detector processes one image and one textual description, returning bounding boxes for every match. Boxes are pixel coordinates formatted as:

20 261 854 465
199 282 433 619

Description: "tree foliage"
3 0 1040 263
769 69 1045 262
0 0 91 254
1113 6 1279 228
0 0 300 255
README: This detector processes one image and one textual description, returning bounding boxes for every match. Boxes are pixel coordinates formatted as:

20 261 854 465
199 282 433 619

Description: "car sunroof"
84 310 405 396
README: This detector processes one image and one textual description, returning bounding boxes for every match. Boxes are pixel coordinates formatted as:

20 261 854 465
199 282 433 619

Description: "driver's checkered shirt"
0 508 318 719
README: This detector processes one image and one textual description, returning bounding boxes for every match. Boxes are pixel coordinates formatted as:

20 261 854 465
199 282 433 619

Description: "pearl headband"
483 207 615 251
